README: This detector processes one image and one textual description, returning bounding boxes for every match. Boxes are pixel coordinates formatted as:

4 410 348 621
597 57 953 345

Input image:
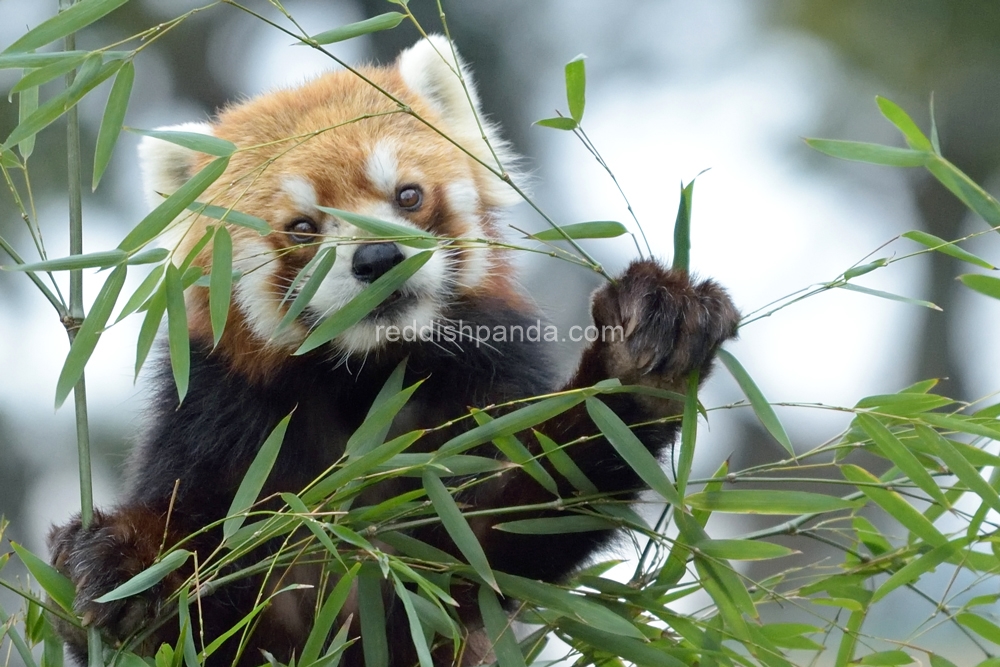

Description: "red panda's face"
138 37 523 373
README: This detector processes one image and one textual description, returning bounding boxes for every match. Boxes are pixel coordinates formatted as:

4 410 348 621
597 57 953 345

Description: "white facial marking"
282 175 319 213
233 236 303 349
366 141 399 196
445 180 489 289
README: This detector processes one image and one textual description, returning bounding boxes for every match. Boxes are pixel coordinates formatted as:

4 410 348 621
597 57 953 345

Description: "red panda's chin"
330 296 442 356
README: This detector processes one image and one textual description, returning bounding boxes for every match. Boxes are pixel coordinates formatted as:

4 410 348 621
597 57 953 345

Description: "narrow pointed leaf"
209 226 232 347
17 80 38 159
672 179 694 271
422 470 498 591
838 282 941 310
55 265 127 408
134 285 166 378
565 56 586 122
957 613 1000 645
876 96 933 151
309 12 405 45
494 516 617 534
4 249 126 272
915 425 1000 514
841 464 947 547
925 158 1000 229
903 230 994 269
856 413 948 507
10 543 75 613
127 248 169 266
805 139 932 166
223 413 292 540
3 0 130 54
844 258 889 280
188 202 271 235
302 430 421 504
296 250 433 354
557 618 687 667
472 411 557 495
119 156 230 252
717 349 793 456
478 586 526 667
92 60 134 190
177 588 199 667
129 128 235 157
686 490 860 515
585 397 681 506
0 51 95 68
529 221 627 242
675 369 700 495
960 273 1000 300
534 117 577 131
345 381 422 458
13 55 89 94
300 563 361 666
318 206 437 248
276 247 336 333
164 264 190 403
694 539 796 561
94 549 191 603
358 569 389 667
439 393 584 456
391 574 434 667
534 430 598 494
871 539 962 604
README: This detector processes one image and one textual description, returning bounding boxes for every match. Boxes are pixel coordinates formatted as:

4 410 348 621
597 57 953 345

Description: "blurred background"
2 0 1000 662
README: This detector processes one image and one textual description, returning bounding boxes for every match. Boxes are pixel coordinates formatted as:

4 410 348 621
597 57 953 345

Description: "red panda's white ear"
397 36 521 208
137 122 215 210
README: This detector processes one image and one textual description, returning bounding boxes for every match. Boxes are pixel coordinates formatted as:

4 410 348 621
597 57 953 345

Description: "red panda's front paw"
590 259 739 387
48 509 176 651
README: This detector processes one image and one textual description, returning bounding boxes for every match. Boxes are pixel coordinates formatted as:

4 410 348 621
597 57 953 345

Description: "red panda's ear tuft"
397 35 522 209
137 122 215 210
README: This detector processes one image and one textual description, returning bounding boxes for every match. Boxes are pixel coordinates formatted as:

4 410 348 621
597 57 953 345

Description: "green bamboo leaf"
804 139 932 167
3 249 126 272
478 586 527 667
309 12 405 45
94 549 190 603
17 78 38 159
686 490 860 515
859 651 914 666
960 273 1000 300
300 563 361 666
930 655 959 667
871 538 963 604
345 381 423 458
835 608 865 667
915 425 1000 514
957 613 1000 645
10 543 75 613
565 55 586 122
55 265 127 408
223 413 292 541
4 0 130 53
11 53 88 94
919 413 1000 441
876 96 933 151
844 257 889 280
209 226 232 347
164 264 190 404
672 179 695 271
925 158 1000 229
177 588 199 667
306 621 352 667
854 392 952 415
693 539 795 561
390 574 434 667
472 411 557 495
119 156 230 252
276 248 336 333
1 146 19 168
280 492 339 555
558 618 687 667
302 431 421 504
318 206 437 248
838 282 941 310
423 470 498 591
439 393 585 456
529 221 627 242
758 623 824 651
585 397 681 506
0 51 98 68
92 60 134 190
3 60 120 149
126 247 169 266
296 250 433 354
534 117 577 131
188 202 271 235
902 230 994 269
494 516 618 535
856 413 948 507
129 128 235 157
717 349 794 456
534 430 598 494
358 568 389 667
134 284 166 378
674 370 700 497
841 464 948 547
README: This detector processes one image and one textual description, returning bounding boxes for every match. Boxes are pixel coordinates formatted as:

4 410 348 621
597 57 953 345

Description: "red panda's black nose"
352 243 405 283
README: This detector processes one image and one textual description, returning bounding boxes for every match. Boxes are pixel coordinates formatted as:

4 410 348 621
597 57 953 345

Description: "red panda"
48 36 739 667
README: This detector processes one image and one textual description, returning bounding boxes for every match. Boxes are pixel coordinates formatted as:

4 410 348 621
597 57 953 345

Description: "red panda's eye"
287 218 318 244
396 186 422 211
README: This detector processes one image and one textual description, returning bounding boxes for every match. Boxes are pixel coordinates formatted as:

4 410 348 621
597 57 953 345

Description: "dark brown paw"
590 259 739 387
48 508 175 648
